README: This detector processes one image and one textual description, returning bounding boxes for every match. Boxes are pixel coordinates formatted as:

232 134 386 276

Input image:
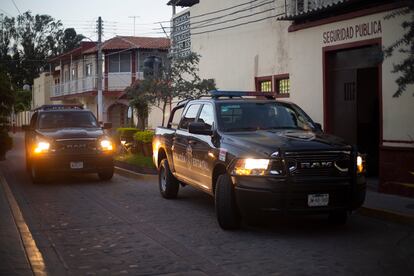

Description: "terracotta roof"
83 36 170 54
48 41 97 62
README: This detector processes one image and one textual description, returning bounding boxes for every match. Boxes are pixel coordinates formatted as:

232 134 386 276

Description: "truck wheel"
98 168 114 181
30 165 45 184
328 210 348 225
159 159 179 199
215 174 241 230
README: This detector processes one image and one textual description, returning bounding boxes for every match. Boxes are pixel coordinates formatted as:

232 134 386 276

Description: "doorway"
325 42 381 176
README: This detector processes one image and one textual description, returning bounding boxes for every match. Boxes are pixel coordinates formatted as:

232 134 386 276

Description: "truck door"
173 104 201 184
189 104 216 192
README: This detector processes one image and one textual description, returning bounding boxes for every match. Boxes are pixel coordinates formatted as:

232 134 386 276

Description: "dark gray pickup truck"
152 91 366 230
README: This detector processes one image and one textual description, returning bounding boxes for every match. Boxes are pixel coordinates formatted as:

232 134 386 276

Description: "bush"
115 128 140 143
0 129 12 158
133 130 154 143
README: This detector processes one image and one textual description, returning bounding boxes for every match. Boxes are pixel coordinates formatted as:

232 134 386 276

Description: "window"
108 53 131 73
120 52 131 72
198 104 214 128
275 74 290 97
179 104 200 130
255 74 290 97
85 63 92 76
108 54 119 72
255 76 272 92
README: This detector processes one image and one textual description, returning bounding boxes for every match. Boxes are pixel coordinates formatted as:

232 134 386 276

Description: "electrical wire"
190 0 273 27
10 0 21 15
191 12 285 36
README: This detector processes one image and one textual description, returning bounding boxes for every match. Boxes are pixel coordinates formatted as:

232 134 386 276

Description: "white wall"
289 9 413 146
189 0 290 90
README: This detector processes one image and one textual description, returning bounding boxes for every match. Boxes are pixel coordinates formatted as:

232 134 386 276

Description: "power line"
157 0 263 23
10 0 21 15
191 12 285 36
191 0 273 27
192 7 275 30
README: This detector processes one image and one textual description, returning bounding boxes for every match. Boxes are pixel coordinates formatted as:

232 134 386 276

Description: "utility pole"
97 16 103 123
128 16 140 36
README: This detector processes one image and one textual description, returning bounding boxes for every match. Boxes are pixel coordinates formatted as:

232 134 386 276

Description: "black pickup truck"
152 91 366 229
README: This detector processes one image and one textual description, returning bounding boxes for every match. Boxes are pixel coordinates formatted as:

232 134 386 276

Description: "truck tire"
98 167 114 181
159 159 179 199
215 173 241 230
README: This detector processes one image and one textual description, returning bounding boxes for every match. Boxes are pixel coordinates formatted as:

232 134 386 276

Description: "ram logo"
300 161 333 169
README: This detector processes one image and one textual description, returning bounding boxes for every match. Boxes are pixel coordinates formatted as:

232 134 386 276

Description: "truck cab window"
198 104 214 129
179 104 201 130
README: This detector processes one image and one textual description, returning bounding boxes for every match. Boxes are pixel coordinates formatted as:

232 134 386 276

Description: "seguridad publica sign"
323 20 382 44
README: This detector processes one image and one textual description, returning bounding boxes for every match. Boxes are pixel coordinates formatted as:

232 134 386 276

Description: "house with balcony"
49 36 170 129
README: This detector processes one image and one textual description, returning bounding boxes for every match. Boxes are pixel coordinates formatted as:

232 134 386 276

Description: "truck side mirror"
188 122 213 136
314 122 323 132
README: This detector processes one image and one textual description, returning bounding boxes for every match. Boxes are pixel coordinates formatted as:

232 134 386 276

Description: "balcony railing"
52 72 145 97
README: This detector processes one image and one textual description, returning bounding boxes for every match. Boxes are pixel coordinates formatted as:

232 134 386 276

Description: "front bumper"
30 153 114 174
233 175 366 215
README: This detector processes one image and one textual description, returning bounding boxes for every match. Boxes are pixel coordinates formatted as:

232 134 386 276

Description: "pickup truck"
152 91 366 230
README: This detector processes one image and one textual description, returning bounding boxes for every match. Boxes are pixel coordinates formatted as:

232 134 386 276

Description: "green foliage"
133 130 154 143
384 4 414 97
0 11 84 90
115 127 140 142
14 89 32 112
0 71 14 129
115 153 155 168
0 129 13 156
126 52 216 127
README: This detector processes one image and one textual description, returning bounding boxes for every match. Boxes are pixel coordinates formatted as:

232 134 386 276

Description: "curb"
114 166 157 181
358 206 414 226
115 167 414 226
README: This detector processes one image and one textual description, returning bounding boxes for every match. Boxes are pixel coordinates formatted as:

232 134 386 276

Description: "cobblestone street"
1 134 413 276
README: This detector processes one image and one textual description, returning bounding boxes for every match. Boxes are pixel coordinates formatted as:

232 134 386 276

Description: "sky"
0 0 184 40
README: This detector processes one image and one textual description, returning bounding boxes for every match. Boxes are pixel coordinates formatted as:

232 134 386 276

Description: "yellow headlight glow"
33 142 50 154
357 155 364 173
233 159 270 176
100 139 113 151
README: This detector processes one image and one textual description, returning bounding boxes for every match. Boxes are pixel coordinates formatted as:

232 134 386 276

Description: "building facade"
168 0 414 193
49 37 170 129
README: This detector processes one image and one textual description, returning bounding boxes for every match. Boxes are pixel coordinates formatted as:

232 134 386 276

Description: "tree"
58 28 85 54
0 70 14 158
126 52 216 128
384 3 414 97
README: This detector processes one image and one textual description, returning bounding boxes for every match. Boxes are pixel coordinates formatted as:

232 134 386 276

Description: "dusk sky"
0 0 184 40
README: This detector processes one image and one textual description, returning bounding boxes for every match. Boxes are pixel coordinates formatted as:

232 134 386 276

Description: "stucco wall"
288 8 413 146
33 72 53 108
189 0 290 90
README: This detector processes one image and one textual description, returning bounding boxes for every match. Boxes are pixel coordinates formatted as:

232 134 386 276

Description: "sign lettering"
323 20 382 44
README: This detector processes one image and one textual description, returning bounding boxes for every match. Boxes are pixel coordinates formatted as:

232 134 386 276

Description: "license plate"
308 194 329 207
70 161 84 169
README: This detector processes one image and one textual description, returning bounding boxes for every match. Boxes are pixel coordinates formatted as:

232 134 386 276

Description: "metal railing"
52 72 145 97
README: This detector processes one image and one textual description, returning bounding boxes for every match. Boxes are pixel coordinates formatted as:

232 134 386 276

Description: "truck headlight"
33 141 50 154
233 159 270 176
357 155 365 173
99 139 113 151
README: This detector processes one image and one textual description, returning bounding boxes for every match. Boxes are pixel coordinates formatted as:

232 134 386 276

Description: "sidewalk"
0 173 33 276
359 178 414 225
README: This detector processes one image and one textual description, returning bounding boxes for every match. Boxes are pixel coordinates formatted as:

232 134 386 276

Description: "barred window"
277 78 290 95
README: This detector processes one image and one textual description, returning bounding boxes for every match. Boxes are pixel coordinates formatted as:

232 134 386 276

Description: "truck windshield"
38 111 99 129
217 102 314 132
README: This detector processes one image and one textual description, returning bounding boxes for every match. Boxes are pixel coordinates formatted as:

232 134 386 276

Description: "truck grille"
54 139 97 154
285 151 351 178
